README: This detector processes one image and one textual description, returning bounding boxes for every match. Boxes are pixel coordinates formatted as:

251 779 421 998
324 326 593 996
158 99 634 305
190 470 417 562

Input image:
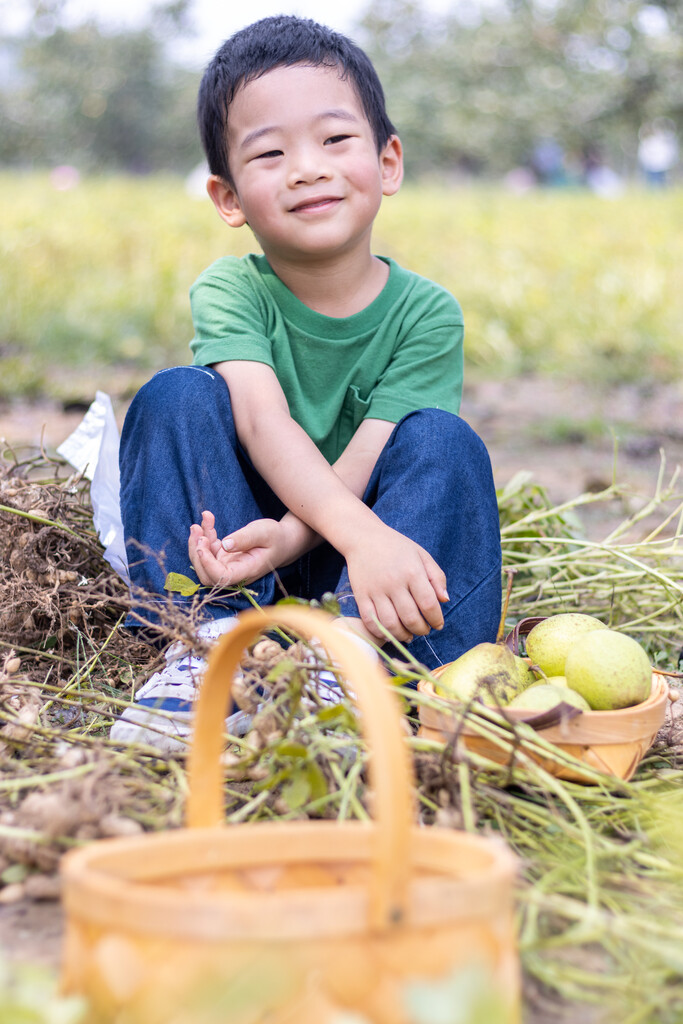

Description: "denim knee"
133 365 224 415
390 408 492 478
123 366 237 451
396 407 485 449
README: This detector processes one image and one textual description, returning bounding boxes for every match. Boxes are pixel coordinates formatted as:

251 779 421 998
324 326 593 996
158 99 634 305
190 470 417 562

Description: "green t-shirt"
190 254 464 463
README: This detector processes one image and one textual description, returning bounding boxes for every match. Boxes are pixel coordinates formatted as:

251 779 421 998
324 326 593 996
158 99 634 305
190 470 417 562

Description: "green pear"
528 675 567 689
508 682 590 712
513 656 539 690
565 630 652 710
525 614 608 677
435 569 532 707
435 642 521 705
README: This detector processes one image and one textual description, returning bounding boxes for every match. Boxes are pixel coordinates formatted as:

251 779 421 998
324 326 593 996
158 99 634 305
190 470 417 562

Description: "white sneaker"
110 617 249 753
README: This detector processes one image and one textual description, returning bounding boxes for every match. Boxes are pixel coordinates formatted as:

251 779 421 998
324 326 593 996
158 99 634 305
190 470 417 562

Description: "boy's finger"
199 545 236 587
357 597 386 642
221 520 270 552
407 578 444 632
190 530 239 588
188 542 212 587
201 510 221 547
421 553 449 603
372 594 415 644
392 589 432 638
188 526 205 575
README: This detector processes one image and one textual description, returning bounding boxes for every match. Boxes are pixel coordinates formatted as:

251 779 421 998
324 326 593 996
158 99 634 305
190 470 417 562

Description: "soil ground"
1 372 682 1021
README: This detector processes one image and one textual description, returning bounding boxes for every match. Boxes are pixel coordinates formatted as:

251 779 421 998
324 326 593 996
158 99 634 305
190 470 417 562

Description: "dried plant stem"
0 763 99 793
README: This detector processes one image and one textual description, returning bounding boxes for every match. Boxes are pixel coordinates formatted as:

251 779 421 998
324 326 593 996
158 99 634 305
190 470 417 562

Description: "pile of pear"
434 612 653 714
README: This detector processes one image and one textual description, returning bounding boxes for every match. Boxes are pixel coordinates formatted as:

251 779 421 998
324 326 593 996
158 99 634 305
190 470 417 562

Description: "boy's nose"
287 146 331 186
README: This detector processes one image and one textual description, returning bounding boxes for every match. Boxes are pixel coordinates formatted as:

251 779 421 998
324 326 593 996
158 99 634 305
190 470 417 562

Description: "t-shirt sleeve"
189 259 275 368
366 287 464 423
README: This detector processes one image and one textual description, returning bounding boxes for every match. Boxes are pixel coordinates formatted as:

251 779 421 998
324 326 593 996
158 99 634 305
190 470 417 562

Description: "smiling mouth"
290 197 342 213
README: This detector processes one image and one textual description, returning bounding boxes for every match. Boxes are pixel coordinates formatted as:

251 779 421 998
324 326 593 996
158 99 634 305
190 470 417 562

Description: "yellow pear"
528 675 567 688
565 630 652 710
508 683 590 712
435 642 522 705
434 570 532 706
525 613 608 677
514 656 539 690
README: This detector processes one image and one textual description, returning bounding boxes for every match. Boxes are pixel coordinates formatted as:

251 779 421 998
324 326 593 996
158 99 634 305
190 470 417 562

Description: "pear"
508 683 590 712
513 656 539 690
565 630 652 710
525 613 608 677
435 642 522 705
528 675 567 688
434 570 528 706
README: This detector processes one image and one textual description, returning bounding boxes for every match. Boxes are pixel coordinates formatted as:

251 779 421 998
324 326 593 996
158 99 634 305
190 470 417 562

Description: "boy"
111 15 502 749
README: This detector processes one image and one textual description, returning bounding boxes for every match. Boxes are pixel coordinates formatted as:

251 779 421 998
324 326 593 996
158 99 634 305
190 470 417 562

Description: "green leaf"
163 572 200 596
253 767 291 793
1 863 29 885
276 741 308 759
306 762 328 803
315 704 357 731
316 704 343 723
280 769 311 811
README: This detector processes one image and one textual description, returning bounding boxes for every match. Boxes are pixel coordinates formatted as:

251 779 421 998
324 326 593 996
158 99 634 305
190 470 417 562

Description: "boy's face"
207 64 403 265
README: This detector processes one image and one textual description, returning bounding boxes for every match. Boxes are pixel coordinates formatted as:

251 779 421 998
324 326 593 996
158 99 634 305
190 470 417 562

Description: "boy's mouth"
290 196 341 213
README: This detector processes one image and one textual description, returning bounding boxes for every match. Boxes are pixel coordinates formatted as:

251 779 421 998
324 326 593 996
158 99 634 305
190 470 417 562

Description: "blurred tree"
0 2 201 172
359 0 683 179
1 0 680 178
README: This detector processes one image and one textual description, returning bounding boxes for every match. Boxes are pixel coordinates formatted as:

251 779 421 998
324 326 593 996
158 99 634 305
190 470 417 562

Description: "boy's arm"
190 416 392 577
278 415 395 545
191 360 447 642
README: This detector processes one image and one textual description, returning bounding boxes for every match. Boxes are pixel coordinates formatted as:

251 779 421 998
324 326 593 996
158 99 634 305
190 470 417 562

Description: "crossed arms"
188 360 448 644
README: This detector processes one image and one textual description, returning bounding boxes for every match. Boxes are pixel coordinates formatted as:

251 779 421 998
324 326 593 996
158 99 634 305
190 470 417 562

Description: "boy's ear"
206 175 247 228
380 135 404 197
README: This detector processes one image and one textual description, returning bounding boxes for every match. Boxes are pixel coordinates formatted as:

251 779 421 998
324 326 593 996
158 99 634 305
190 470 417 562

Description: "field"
1 175 683 1022
2 173 683 402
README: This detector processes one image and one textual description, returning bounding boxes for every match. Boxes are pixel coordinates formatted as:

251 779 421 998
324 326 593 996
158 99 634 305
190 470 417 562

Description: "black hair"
197 15 396 185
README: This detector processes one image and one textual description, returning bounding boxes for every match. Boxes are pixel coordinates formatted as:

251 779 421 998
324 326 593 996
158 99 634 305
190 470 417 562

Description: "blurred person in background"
638 119 679 187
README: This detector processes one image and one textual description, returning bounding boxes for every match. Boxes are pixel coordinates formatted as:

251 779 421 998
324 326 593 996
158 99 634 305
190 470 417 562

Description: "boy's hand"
344 524 449 644
188 511 316 588
189 511 283 588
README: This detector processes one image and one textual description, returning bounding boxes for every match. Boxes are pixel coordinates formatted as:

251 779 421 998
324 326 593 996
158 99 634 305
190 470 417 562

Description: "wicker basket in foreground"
61 607 520 1024
418 670 672 784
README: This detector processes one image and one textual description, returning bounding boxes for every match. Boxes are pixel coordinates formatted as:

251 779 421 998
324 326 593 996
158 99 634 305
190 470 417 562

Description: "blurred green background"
0 0 681 405
2 174 682 404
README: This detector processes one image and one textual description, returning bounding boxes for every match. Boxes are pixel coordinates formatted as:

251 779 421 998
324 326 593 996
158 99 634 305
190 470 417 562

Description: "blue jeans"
119 366 502 670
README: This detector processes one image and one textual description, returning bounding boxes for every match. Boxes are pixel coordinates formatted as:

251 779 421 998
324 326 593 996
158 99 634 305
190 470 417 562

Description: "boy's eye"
324 134 351 146
254 150 283 160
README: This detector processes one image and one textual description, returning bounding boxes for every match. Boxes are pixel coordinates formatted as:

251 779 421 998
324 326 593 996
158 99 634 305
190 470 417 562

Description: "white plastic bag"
57 391 129 582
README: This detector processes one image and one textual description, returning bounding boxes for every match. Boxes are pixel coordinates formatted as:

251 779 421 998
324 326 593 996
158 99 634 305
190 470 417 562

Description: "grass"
1 448 683 1022
375 185 683 384
1 173 682 400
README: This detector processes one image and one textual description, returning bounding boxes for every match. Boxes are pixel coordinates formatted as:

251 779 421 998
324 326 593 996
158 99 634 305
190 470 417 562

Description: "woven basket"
60 607 520 1024
418 618 673 784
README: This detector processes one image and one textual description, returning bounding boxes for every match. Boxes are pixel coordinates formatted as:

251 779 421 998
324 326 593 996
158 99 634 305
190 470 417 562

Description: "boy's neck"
264 248 390 318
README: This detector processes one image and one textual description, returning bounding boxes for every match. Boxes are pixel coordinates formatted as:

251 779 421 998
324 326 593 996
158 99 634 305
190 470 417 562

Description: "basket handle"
185 606 415 932
504 616 546 655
